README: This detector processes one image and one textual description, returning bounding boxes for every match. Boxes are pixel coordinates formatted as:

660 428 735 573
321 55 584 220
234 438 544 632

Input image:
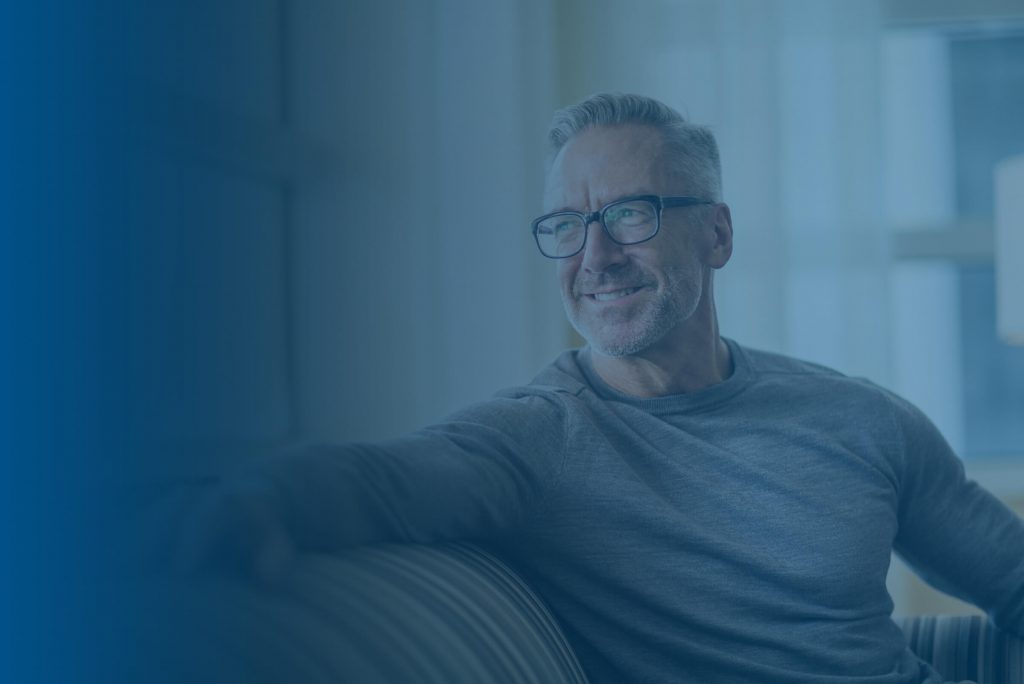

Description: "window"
884 24 1024 464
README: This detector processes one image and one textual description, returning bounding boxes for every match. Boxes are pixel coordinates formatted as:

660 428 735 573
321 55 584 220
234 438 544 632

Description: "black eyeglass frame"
531 194 714 259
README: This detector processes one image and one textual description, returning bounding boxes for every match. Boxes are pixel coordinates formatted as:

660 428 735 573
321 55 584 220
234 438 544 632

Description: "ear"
704 203 733 269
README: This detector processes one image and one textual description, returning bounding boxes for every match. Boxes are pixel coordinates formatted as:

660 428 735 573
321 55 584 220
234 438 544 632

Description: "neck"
589 302 733 398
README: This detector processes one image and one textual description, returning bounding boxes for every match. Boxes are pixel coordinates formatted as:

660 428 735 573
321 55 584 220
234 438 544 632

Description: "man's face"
544 124 710 357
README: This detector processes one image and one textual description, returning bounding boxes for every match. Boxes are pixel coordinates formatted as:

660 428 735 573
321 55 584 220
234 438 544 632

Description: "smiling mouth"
588 286 643 302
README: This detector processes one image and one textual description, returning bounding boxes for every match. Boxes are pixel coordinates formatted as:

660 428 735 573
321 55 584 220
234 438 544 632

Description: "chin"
572 299 692 358
589 336 654 358
576 319 662 357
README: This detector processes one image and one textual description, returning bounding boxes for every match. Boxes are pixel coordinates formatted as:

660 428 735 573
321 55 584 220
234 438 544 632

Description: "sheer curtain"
288 1 565 441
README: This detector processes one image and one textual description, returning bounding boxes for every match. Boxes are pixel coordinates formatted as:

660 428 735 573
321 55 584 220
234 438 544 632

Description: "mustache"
573 267 651 296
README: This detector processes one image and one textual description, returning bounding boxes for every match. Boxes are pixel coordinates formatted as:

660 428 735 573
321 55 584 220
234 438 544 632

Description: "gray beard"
567 265 703 357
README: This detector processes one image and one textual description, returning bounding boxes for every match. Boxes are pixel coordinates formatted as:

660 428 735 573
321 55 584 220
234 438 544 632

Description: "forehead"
544 124 669 212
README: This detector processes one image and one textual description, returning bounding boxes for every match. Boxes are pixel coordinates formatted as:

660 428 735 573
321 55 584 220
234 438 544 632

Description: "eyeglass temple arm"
661 196 715 209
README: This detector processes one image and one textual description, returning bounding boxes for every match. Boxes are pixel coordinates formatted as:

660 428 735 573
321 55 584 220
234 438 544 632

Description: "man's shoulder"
739 342 844 380
737 341 895 404
499 349 590 400
448 351 591 431
443 351 586 424
732 342 917 447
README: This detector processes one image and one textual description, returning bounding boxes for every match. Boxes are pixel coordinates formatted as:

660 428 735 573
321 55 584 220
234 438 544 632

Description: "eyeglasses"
531 195 714 259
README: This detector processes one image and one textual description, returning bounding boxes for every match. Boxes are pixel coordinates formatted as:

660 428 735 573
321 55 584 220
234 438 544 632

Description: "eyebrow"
548 192 657 214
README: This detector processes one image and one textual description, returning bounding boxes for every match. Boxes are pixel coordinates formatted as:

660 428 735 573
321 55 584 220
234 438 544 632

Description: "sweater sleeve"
889 392 1024 636
249 391 569 552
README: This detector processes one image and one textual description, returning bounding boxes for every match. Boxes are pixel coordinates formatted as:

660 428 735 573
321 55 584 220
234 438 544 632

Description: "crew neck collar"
575 338 754 413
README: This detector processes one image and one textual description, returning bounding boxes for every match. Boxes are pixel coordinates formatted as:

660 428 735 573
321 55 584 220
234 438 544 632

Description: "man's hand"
173 475 296 585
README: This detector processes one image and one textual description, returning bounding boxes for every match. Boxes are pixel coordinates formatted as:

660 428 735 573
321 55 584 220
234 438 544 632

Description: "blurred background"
125 0 1024 451
4 2 1023 668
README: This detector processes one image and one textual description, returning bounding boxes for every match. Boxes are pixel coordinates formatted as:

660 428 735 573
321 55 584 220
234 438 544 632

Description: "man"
178 93 1024 683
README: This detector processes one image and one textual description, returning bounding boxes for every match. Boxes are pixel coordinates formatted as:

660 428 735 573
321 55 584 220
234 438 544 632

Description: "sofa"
125 542 1022 683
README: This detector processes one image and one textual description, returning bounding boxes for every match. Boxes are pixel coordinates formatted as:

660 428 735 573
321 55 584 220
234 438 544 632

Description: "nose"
580 219 627 272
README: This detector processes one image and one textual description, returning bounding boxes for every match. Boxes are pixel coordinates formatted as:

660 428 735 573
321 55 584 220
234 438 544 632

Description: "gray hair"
546 93 722 201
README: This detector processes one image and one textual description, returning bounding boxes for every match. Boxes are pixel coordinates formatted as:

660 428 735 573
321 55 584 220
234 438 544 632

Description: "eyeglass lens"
534 198 658 258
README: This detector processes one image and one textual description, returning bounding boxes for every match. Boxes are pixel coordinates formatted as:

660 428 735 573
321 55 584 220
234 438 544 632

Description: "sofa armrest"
896 614 1023 683
124 542 589 684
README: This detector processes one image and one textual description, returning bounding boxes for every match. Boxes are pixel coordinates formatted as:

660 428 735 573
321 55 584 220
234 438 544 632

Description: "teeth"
593 287 640 302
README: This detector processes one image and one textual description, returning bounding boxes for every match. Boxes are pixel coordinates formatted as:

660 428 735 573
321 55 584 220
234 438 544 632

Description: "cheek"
628 249 668 282
639 242 693 281
556 261 578 293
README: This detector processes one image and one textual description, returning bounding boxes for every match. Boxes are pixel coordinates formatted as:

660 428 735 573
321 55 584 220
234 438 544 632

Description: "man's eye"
608 209 637 222
609 203 654 226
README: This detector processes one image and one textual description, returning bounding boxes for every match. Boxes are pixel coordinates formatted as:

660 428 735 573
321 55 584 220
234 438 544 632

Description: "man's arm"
889 392 1024 635
174 391 569 580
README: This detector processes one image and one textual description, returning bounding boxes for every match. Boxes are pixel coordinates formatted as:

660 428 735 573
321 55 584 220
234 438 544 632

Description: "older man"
179 93 1024 683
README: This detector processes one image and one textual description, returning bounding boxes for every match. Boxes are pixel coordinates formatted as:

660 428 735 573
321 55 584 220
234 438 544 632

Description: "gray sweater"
267 339 1024 683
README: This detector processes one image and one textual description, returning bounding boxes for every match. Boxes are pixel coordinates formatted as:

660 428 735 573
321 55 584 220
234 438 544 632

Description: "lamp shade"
995 154 1024 345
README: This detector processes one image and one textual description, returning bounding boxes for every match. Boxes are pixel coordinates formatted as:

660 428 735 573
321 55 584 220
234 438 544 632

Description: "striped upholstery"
129 542 589 683
898 615 1023 684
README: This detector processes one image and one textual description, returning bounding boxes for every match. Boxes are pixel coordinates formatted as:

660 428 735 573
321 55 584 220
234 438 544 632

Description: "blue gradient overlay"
1 3 208 680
